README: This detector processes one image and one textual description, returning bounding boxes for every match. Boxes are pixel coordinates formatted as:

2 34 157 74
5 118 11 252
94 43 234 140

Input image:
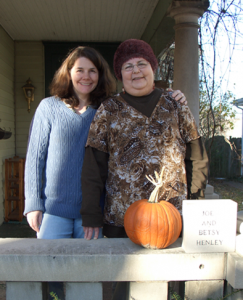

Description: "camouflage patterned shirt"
86 91 200 227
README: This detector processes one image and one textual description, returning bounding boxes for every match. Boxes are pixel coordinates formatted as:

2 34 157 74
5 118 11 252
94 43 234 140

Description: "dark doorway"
43 42 120 98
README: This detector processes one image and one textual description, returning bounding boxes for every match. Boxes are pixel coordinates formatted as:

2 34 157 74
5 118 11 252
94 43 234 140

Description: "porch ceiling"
0 0 174 55
0 0 160 41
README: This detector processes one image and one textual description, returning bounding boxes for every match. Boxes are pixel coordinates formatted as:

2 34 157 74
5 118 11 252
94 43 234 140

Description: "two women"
25 43 187 239
81 39 208 240
24 41 193 299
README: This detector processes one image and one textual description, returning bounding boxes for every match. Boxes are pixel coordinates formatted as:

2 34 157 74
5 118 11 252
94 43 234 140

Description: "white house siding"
0 26 15 224
15 42 45 157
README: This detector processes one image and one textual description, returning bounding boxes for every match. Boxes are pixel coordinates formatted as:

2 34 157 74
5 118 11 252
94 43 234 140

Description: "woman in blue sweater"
24 46 116 239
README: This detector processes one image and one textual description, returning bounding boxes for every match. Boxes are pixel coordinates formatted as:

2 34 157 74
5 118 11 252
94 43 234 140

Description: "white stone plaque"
182 200 237 253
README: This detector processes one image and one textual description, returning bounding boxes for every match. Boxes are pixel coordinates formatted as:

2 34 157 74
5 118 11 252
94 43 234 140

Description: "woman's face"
70 57 99 101
121 57 154 97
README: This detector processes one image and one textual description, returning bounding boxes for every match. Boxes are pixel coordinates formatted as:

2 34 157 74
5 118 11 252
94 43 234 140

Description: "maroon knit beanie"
113 39 158 81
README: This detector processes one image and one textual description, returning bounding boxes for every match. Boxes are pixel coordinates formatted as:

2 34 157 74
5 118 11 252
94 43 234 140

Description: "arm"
185 137 209 199
24 101 51 230
81 146 109 239
174 100 208 198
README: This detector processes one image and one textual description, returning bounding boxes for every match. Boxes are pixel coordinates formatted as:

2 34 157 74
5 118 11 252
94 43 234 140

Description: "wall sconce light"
22 78 35 113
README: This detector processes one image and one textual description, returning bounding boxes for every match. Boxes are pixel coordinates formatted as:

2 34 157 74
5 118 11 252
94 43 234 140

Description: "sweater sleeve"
174 100 208 199
81 146 109 227
24 101 51 215
185 137 209 199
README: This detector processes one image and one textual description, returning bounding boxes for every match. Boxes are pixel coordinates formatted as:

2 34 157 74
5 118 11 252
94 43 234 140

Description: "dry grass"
209 178 243 211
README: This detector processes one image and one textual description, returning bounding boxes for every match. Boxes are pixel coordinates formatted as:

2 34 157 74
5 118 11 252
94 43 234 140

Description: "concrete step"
205 184 214 194
204 184 219 199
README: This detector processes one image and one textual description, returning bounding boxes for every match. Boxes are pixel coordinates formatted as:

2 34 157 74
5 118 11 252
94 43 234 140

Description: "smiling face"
121 57 154 97
70 56 99 102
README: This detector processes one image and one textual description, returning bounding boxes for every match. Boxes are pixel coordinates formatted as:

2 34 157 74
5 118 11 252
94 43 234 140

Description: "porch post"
168 1 208 125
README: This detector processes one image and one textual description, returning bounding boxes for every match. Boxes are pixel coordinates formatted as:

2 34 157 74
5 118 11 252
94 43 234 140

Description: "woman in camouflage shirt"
81 39 208 240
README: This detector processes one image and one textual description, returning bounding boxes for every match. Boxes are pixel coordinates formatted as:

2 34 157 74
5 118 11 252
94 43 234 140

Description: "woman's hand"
167 88 187 105
26 211 43 232
83 226 100 240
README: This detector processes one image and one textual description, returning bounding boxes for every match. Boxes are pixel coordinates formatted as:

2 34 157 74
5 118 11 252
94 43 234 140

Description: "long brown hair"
49 46 116 108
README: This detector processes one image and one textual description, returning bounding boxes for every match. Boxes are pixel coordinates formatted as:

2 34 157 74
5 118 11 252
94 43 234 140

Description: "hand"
26 211 43 232
167 88 187 105
83 226 100 240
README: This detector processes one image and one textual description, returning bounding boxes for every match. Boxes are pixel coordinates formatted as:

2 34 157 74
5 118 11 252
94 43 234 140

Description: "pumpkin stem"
146 167 165 203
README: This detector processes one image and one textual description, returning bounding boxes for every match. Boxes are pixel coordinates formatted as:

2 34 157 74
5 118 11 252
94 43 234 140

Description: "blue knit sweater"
24 96 97 219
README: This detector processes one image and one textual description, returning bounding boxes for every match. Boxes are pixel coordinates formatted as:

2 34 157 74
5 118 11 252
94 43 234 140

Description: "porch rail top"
0 237 228 283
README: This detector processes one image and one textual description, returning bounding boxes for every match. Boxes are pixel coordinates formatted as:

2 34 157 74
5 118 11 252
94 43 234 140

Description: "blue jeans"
37 213 103 300
37 213 103 239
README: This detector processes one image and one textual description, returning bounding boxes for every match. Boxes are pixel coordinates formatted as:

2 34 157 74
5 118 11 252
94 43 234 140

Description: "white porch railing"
0 237 243 300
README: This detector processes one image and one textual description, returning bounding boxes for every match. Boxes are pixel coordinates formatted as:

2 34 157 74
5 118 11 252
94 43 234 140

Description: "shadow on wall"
0 128 12 140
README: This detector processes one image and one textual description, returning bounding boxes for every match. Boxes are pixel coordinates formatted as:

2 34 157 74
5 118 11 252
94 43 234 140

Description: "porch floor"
0 217 36 238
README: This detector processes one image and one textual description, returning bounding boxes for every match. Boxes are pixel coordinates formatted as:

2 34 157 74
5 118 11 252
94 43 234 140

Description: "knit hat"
113 39 158 81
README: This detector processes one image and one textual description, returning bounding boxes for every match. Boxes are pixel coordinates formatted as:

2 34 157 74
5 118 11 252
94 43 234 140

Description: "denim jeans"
37 213 103 299
37 213 103 239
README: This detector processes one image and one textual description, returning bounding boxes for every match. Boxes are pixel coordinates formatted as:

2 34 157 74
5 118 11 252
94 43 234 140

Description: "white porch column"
168 1 208 125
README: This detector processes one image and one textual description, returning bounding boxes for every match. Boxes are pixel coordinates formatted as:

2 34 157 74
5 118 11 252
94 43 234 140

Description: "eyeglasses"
122 62 149 72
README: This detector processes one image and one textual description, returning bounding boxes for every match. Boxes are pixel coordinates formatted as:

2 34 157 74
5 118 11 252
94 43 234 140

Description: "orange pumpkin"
124 167 182 249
